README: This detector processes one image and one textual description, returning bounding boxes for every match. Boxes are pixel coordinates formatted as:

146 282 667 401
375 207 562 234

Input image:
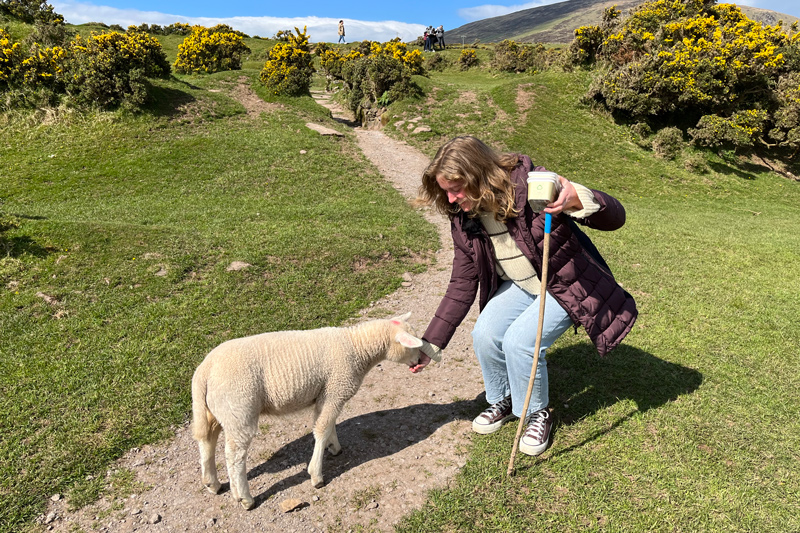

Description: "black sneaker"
519 408 552 456
472 396 515 434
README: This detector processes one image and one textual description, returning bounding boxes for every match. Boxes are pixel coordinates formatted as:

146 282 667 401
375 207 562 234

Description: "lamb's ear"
390 312 412 325
395 331 423 348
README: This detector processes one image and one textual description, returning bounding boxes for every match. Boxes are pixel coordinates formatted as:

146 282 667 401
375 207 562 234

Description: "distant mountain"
445 0 800 45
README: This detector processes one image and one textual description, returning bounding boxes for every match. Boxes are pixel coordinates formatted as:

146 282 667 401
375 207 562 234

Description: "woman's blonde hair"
416 136 521 221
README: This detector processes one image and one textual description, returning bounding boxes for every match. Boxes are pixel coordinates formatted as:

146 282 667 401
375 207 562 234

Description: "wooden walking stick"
507 212 552 476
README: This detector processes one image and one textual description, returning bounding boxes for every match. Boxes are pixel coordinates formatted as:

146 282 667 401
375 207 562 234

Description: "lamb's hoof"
328 445 342 456
238 497 255 510
205 481 221 494
312 477 325 489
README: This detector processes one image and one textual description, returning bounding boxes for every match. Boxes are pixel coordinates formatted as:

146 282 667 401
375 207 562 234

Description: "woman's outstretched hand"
410 351 431 373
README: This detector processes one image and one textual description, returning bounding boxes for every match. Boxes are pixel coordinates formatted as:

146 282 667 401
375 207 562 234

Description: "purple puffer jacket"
422 155 637 357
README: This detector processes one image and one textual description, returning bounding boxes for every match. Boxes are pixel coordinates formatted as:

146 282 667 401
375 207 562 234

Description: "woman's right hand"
410 351 431 373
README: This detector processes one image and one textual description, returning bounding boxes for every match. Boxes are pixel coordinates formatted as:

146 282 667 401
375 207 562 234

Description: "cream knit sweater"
420 182 600 363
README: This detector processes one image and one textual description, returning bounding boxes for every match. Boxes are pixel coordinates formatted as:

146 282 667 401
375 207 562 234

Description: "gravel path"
42 84 485 533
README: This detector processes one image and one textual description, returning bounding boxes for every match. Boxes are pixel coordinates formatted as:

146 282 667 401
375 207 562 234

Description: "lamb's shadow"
234 345 701 505
245 395 482 507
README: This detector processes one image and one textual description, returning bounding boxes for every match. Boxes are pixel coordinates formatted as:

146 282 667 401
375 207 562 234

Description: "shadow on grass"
546 343 703 457
142 79 198 118
707 160 761 180
1 235 51 258
242 396 481 508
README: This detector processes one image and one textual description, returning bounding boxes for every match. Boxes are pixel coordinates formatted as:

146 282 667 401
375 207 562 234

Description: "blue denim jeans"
471 281 573 418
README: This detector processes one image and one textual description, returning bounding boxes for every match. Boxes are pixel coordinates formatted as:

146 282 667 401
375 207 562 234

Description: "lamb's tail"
191 365 219 441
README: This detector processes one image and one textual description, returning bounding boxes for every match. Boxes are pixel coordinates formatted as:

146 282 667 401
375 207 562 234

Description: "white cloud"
50 1 425 42
458 0 566 22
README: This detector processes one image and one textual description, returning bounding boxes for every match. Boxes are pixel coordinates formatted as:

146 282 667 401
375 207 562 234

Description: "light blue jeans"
471 281 573 418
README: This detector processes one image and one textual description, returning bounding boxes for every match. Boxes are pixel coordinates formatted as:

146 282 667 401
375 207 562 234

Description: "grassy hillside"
2 25 800 532
446 0 800 44
0 68 437 531
380 65 800 532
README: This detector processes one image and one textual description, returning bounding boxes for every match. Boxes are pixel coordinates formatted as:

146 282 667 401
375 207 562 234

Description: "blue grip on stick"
544 212 552 234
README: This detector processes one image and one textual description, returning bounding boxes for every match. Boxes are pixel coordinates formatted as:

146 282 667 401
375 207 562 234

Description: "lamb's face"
386 316 423 367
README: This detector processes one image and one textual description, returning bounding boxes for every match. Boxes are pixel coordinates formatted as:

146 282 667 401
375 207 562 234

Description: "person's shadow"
238 344 701 506
544 343 703 460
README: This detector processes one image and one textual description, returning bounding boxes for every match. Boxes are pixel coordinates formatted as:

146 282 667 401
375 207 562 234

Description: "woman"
410 136 637 456
338 20 345 44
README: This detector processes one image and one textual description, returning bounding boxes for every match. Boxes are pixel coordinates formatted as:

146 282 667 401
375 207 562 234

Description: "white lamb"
191 312 423 509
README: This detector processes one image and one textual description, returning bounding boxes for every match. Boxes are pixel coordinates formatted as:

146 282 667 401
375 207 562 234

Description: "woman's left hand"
544 176 583 215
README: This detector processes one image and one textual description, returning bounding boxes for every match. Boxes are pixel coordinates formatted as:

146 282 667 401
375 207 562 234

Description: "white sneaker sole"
471 414 516 435
519 436 550 456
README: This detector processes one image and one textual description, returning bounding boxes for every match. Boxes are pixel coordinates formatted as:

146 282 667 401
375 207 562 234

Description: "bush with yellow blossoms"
1 28 25 89
65 31 170 108
2 27 170 109
573 0 800 156
259 26 314 96
20 43 66 89
459 49 478 70
174 25 251 74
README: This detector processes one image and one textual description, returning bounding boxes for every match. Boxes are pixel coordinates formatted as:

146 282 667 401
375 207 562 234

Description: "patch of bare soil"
229 77 284 116
43 86 485 532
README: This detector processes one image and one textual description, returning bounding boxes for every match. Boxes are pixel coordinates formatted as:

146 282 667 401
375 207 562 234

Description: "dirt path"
43 84 484 532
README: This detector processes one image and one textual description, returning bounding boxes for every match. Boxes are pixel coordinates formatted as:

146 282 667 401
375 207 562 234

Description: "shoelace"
481 397 512 420
524 410 549 441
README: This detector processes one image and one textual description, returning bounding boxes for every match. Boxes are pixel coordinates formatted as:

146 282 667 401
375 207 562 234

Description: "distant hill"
445 0 800 45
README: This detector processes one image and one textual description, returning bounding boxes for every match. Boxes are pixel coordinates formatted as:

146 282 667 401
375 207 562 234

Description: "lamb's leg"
327 425 341 456
313 402 341 456
198 420 223 494
224 429 256 510
308 401 343 488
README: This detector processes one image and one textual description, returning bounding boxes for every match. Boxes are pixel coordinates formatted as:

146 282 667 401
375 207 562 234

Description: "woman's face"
436 174 472 212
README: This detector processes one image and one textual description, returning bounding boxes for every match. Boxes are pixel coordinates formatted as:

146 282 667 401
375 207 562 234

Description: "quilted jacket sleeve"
421 220 479 351
572 189 626 232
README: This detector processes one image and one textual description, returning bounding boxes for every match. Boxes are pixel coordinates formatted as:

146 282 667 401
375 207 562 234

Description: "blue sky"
49 0 800 43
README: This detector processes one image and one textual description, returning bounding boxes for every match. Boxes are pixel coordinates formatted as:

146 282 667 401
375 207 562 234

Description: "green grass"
0 70 437 531
2 44 800 532
386 69 800 532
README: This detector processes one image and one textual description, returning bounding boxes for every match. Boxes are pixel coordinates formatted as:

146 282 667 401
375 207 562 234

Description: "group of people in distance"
424 25 445 52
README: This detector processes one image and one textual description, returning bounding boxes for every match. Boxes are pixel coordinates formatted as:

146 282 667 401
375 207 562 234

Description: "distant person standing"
338 20 345 43
436 25 445 50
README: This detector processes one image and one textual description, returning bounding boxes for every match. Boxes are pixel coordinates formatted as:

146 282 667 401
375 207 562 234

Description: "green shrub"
340 53 420 118
424 50 446 71
174 25 250 74
652 126 685 159
768 72 800 152
259 26 314 96
629 121 652 148
0 0 63 25
688 109 769 150
492 40 521 72
683 152 708 173
22 19 72 47
492 40 551 73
